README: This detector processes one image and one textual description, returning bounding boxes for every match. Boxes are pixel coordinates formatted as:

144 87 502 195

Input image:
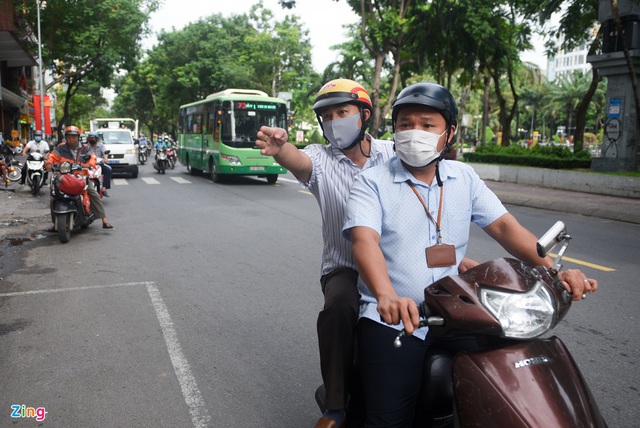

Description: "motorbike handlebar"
392 302 443 348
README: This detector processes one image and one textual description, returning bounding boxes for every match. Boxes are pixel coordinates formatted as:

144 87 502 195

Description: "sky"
142 0 360 72
143 0 549 72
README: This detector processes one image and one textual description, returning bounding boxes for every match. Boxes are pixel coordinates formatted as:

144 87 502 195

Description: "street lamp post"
36 0 46 135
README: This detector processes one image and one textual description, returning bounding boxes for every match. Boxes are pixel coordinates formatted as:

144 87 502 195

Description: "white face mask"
394 129 447 167
323 113 362 150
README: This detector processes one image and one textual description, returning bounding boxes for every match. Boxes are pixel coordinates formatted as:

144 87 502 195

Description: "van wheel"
132 167 139 178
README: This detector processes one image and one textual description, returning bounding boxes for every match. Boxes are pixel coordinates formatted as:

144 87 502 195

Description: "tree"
19 0 159 138
342 0 414 137
113 3 315 135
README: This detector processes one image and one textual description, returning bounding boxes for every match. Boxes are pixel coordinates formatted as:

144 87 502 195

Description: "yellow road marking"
292 189 617 272
549 253 616 272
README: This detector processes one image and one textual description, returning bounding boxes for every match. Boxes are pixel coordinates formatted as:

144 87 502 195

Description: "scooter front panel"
452 337 607 427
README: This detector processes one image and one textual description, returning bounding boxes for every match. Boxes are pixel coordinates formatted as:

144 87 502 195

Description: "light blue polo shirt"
343 157 508 339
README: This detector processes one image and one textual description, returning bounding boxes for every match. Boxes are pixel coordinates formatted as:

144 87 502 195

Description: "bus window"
220 101 288 148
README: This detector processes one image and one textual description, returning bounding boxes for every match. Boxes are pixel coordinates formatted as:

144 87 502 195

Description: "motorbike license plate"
249 167 264 171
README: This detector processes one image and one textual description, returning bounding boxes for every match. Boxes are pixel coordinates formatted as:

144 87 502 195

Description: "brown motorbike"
392 221 607 427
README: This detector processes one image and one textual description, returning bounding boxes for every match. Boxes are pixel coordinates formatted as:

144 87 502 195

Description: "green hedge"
463 144 592 169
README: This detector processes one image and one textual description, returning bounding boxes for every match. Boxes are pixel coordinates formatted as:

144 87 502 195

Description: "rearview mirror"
536 221 567 257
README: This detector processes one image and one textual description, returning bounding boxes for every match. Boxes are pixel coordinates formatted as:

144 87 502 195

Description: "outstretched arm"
256 126 313 182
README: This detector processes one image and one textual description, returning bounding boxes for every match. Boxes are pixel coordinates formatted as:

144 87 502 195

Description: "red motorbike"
49 162 95 243
391 221 607 427
165 146 176 170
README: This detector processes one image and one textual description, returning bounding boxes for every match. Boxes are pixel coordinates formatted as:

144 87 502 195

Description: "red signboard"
33 94 52 135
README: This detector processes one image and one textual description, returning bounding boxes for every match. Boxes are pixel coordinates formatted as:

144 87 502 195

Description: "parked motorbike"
387 221 607 427
154 149 168 174
138 144 148 164
1 145 22 182
25 152 47 195
165 146 176 169
50 162 95 243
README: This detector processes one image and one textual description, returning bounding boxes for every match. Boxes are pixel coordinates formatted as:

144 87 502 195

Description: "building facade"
0 0 39 143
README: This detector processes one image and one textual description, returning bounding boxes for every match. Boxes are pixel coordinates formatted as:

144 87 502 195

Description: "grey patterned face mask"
323 113 362 150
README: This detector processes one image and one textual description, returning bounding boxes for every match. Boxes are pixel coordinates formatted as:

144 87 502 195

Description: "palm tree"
544 71 592 145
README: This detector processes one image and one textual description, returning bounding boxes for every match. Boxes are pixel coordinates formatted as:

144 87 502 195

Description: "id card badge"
426 243 456 268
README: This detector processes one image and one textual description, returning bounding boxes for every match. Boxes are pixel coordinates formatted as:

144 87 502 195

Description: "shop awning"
0 31 37 68
0 86 27 108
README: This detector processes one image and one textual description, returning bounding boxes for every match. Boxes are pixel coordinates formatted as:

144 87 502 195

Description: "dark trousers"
317 268 360 410
102 163 112 189
357 318 479 428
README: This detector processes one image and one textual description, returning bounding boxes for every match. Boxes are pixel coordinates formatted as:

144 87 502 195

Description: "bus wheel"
186 155 202 176
210 160 222 183
267 174 278 184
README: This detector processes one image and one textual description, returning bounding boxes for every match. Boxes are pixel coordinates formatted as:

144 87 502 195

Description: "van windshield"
98 130 133 144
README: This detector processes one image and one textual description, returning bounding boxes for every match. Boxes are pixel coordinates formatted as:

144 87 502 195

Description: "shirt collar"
391 158 457 187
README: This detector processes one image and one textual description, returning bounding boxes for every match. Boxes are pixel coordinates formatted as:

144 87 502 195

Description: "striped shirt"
301 136 395 275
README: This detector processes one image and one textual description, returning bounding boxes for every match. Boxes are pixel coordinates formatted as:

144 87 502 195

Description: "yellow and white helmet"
312 78 373 114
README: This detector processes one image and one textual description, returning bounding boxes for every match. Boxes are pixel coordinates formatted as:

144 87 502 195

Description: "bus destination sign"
238 102 277 110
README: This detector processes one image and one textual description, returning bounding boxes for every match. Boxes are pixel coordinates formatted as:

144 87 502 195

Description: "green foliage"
19 0 159 137
465 143 591 168
307 129 325 145
379 131 394 141
113 3 315 134
485 127 495 142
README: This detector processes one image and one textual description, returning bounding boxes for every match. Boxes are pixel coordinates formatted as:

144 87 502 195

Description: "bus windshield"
221 101 287 148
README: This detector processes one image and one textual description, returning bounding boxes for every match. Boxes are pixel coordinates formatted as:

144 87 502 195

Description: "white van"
90 118 139 178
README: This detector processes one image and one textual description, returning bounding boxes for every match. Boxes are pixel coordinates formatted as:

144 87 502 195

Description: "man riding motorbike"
20 129 50 185
45 126 114 230
86 132 112 197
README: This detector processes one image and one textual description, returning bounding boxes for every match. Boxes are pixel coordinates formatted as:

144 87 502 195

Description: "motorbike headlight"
221 154 241 165
480 281 555 339
60 162 72 174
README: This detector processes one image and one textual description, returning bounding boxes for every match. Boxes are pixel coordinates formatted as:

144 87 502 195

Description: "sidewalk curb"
470 163 640 199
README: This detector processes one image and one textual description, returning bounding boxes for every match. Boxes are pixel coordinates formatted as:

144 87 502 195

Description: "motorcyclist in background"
154 136 167 153
45 126 113 230
19 129 50 185
86 132 112 197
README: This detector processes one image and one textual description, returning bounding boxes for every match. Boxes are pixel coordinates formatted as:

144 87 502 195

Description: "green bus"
178 89 288 183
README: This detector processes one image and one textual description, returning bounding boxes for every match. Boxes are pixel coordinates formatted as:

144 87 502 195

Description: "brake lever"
393 316 445 348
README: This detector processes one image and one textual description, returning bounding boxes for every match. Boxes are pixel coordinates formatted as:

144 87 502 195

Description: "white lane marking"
146 283 211 428
113 178 128 186
171 177 191 184
2 281 211 428
0 281 150 297
142 177 161 185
